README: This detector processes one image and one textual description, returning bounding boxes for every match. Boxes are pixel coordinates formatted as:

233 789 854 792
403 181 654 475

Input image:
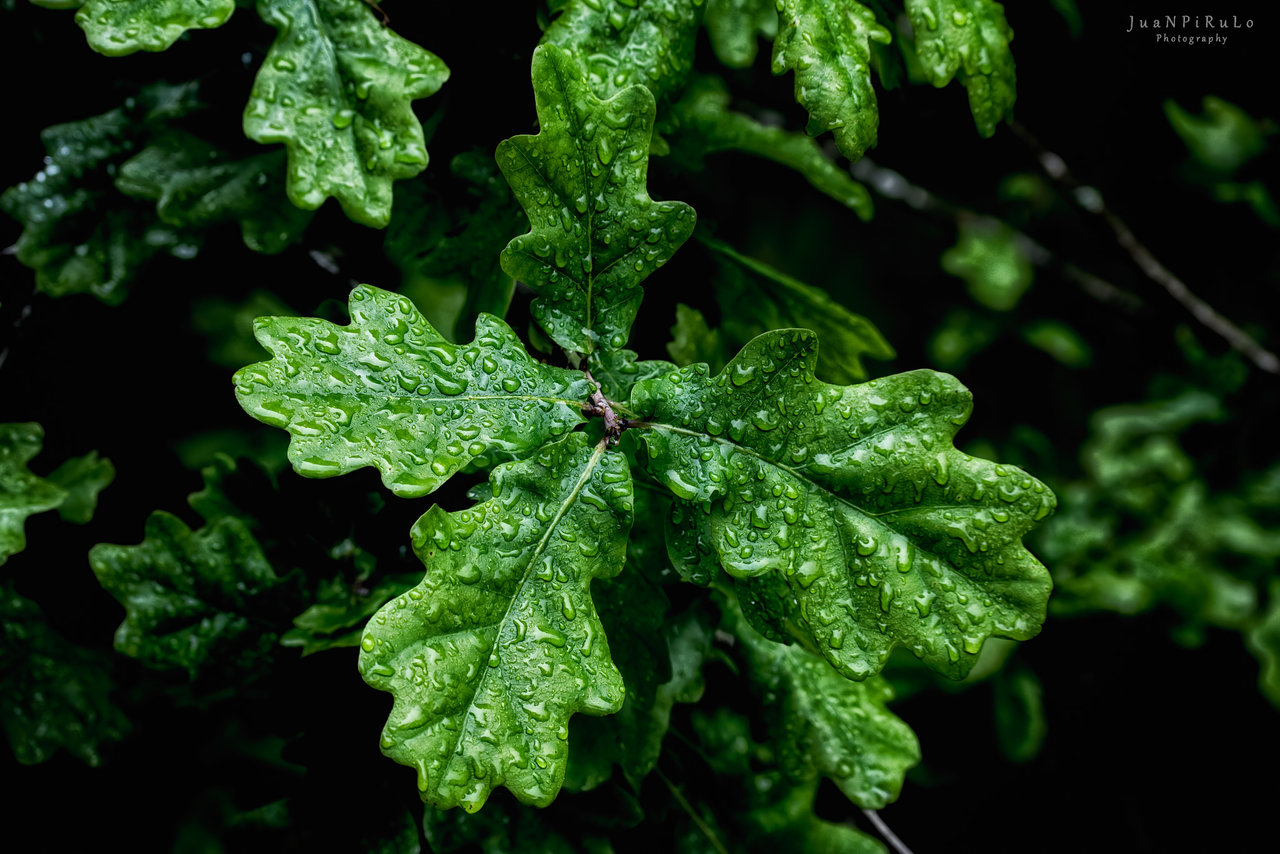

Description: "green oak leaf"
663 75 874 220
941 217 1033 311
497 44 696 355
772 0 891 161
0 423 66 566
704 0 778 69
89 512 280 676
730 604 919 808
1 587 129 765
234 284 591 499
48 451 115 524
244 0 450 227
633 330 1054 680
359 433 632 811
702 234 894 384
542 0 702 102
1248 583 1280 707
116 131 313 254
0 84 203 303
75 0 235 56
905 0 1016 137
668 303 724 371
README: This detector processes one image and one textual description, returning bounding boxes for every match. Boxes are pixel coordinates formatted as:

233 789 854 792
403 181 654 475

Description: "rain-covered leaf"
89 511 281 676
633 330 1054 680
75 0 234 56
0 84 203 303
771 0 891 161
234 284 591 499
941 217 1033 311
0 423 66 565
497 44 695 355
385 152 525 343
542 0 702 101
244 0 450 227
47 450 114 524
905 0 1016 137
115 132 313 254
663 75 873 219
359 434 633 811
281 573 417 655
729 604 919 807
0 586 129 765
703 234 893 384
704 0 778 68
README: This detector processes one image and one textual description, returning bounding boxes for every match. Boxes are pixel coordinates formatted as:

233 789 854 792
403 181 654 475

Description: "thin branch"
656 769 730 854
1009 120 1280 375
849 157 1143 312
863 808 916 854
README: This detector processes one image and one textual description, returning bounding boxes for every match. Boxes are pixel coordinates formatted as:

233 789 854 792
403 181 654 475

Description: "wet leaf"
497 45 695 355
771 0 891 160
633 330 1054 680
75 0 235 56
906 0 1016 137
704 0 778 69
244 0 450 227
0 423 66 565
359 434 632 811
234 284 591 499
281 573 418 656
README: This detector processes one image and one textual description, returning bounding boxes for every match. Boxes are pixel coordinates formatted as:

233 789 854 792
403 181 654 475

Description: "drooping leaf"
0 84 203 303
704 0 778 68
633 330 1054 680
663 75 874 220
75 0 235 56
385 152 525 342
729 603 919 808
281 573 418 655
234 284 591 499
941 217 1033 311
89 511 281 676
771 0 891 161
115 132 313 254
703 234 893 384
542 0 702 102
0 587 129 765
0 423 66 565
497 44 696 355
244 0 450 227
905 0 1016 137
359 433 632 811
47 450 114 524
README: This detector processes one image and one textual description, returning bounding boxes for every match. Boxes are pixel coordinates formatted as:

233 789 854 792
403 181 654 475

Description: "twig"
583 369 622 442
849 157 1143 312
863 808 915 854
1009 120 1279 375
656 769 730 854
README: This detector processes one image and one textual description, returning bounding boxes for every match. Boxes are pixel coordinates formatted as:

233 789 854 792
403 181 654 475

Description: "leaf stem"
656 768 730 854
862 808 915 854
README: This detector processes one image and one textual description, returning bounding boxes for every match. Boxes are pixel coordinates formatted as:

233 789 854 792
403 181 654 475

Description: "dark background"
2 1 1277 851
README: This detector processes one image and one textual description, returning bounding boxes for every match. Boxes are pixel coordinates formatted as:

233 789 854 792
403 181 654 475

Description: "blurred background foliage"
1 0 1277 851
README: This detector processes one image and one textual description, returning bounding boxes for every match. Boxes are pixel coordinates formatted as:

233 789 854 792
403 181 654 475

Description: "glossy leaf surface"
75 0 234 56
731 606 919 808
90 512 280 675
0 424 66 566
634 330 1054 680
664 75 873 219
771 0 891 160
497 45 695 355
244 0 449 227
1 587 129 765
234 284 590 498
359 434 632 811
543 0 701 101
905 0 1016 137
